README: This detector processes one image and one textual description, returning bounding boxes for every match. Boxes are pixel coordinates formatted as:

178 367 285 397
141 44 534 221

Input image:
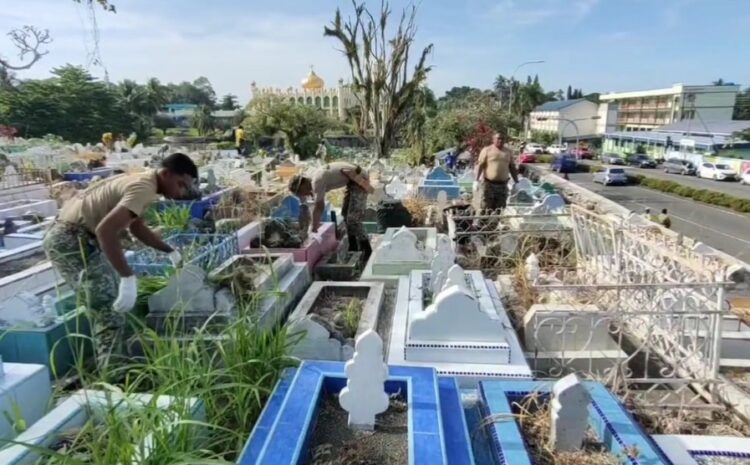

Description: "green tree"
191 105 215 136
165 78 216 108
324 1 432 158
243 95 334 159
219 94 240 111
733 87 750 120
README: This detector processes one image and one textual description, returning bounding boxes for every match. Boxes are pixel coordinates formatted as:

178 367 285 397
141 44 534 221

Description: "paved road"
581 160 750 199
566 171 750 263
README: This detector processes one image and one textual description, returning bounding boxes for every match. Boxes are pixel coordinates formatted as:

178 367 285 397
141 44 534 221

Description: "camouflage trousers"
480 179 509 212
43 222 127 365
342 183 372 260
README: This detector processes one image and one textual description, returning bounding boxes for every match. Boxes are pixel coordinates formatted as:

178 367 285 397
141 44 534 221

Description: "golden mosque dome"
301 67 325 90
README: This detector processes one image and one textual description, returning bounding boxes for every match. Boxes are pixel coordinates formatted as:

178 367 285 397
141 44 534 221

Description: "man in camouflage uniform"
43 153 198 366
475 132 519 212
289 162 372 260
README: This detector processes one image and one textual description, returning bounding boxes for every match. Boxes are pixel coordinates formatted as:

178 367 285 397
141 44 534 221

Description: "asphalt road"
566 171 750 263
581 160 750 199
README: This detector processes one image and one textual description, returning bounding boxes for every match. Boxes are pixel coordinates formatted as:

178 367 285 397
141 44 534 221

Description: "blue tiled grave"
653 434 750 465
0 359 52 443
237 360 475 465
478 379 670 465
417 167 461 200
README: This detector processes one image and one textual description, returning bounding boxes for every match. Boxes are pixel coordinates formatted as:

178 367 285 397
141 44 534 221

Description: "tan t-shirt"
311 162 357 201
478 145 513 182
58 170 160 233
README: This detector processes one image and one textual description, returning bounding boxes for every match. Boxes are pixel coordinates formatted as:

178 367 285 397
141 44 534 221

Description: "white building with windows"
528 99 600 141
250 67 358 121
598 83 740 132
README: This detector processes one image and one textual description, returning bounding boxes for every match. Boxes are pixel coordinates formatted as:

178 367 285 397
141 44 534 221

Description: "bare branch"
0 26 52 71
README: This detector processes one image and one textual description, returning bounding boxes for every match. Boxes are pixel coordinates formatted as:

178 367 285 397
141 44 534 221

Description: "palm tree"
144 78 168 114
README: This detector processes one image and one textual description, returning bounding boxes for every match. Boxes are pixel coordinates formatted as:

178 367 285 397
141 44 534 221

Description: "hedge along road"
564 170 750 263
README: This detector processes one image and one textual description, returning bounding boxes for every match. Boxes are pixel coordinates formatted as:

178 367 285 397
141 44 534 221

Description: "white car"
698 162 738 181
741 169 750 185
525 143 545 154
547 144 567 154
593 167 627 185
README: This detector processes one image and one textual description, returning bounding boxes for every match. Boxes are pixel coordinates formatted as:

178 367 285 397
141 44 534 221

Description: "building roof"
657 120 750 137
533 98 588 112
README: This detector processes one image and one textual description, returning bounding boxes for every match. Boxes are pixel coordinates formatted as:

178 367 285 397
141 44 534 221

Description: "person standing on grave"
475 132 519 211
316 139 330 162
658 208 671 229
288 162 373 260
234 125 246 156
43 153 198 361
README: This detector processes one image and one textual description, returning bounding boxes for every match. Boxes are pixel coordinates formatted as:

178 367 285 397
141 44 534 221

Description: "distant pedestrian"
643 208 656 222
234 125 246 155
658 208 671 229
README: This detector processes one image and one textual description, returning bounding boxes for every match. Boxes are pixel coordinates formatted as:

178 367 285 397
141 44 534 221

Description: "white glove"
112 275 137 314
167 250 182 267
472 180 480 193
309 231 324 243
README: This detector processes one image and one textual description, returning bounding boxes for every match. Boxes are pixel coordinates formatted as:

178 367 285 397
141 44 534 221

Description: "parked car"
572 147 594 160
518 152 537 163
741 169 750 185
601 153 625 165
547 144 567 154
550 154 577 173
698 162 738 181
626 154 657 168
593 167 628 185
663 158 697 175
525 143 545 154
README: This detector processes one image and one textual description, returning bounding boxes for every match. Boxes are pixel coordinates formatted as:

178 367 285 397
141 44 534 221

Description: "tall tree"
734 87 750 120
566 85 572 100
219 94 240 111
191 105 214 136
324 1 433 158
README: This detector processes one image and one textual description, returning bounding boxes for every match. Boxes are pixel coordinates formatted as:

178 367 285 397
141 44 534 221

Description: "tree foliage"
191 105 215 136
219 94 240 111
734 87 750 121
243 95 335 159
164 78 217 108
324 0 432 158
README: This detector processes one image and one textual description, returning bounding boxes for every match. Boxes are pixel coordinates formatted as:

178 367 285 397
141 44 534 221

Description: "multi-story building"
250 67 358 121
599 83 740 132
528 98 600 141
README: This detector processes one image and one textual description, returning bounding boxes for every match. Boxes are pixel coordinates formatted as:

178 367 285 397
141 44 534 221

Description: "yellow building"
250 67 359 120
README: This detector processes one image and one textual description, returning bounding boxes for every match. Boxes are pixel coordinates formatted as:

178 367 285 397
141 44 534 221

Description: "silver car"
601 153 625 165
593 167 627 185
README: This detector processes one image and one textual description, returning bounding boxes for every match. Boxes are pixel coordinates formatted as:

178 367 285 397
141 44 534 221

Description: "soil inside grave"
514 394 620 465
310 394 408 465
0 250 48 275
311 292 365 340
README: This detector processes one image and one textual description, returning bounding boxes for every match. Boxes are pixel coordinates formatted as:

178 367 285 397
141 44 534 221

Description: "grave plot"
477 375 669 465
146 254 310 332
128 233 238 276
0 294 93 377
62 166 113 182
314 237 363 281
361 227 438 283
0 198 57 220
0 358 51 442
238 333 474 465
417 166 460 200
0 166 51 203
0 389 204 465
287 281 385 361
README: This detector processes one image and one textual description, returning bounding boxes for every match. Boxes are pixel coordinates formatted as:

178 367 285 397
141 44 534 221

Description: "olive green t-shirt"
311 162 357 201
58 170 160 233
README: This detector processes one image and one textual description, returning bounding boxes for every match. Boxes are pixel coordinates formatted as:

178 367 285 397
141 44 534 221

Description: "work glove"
167 250 182 268
472 180 480 193
112 275 137 314
309 231 324 243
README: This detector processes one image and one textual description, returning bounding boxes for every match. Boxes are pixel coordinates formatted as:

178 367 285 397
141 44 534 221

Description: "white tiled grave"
654 434 750 465
0 199 57 220
388 268 532 386
361 227 439 283
523 303 628 376
0 358 51 442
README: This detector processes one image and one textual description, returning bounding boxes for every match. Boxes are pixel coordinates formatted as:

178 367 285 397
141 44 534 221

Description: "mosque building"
250 67 359 121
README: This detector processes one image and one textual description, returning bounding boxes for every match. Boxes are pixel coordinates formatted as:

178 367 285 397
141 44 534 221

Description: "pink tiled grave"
242 222 337 269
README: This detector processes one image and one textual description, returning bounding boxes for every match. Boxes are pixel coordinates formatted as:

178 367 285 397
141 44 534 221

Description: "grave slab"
287 282 385 362
0 360 51 442
0 199 57 220
361 227 439 283
479 379 670 465
653 434 750 465
236 360 474 465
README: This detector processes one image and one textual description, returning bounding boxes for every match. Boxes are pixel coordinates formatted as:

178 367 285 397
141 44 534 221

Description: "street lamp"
508 60 545 112
536 116 601 154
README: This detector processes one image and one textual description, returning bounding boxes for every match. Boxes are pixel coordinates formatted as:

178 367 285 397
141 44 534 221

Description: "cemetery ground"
2 142 750 464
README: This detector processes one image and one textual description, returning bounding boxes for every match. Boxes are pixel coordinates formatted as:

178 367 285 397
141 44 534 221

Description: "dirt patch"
310 394 408 465
0 250 48 275
312 293 364 340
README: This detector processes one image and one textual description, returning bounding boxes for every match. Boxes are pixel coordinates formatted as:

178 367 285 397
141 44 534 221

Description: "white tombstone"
430 235 455 295
206 168 218 190
549 374 591 452
385 177 408 200
410 285 502 342
436 190 448 211
374 227 425 263
512 178 533 194
525 253 540 283
148 265 216 314
442 264 469 294
531 194 566 214
338 329 389 431
4 164 17 176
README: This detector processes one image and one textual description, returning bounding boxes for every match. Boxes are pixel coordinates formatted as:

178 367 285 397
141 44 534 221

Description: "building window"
306 97 313 105
315 96 321 107
332 96 339 107
323 96 330 107
298 97 304 104
289 97 295 104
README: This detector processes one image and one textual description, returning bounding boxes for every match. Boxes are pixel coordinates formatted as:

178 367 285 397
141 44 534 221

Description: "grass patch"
628 174 750 213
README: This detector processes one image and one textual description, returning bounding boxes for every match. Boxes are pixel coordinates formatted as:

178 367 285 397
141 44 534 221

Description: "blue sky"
1 0 748 104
